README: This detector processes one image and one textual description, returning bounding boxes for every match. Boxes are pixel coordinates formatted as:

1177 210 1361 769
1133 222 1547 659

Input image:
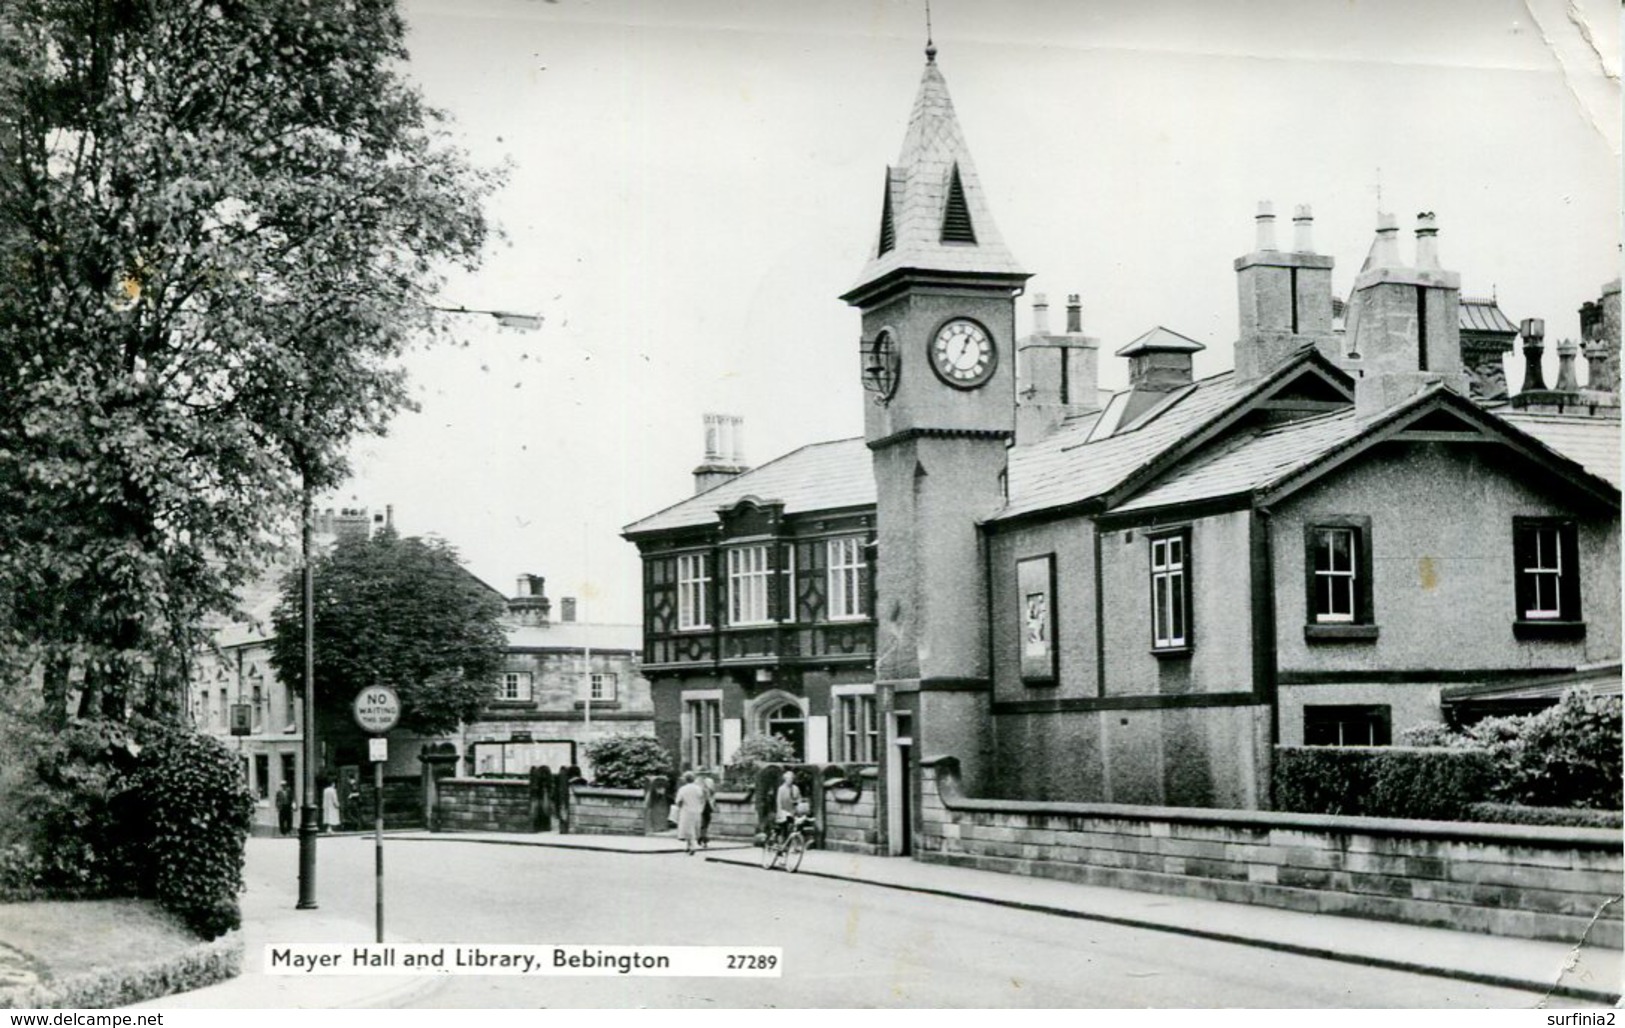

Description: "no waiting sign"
353 686 401 734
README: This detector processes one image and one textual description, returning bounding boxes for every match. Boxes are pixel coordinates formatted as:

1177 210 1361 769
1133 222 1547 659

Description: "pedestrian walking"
697 774 716 850
673 771 707 855
321 780 340 833
275 782 294 836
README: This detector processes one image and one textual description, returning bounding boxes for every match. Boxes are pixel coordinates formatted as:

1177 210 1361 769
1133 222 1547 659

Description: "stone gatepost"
643 775 670 835
419 746 460 832
529 766 553 832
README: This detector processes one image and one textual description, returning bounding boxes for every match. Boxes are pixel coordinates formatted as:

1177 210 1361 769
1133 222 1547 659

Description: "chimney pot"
1255 201 1278 251
1033 293 1050 335
1065 294 1082 333
1414 211 1441 270
1555 338 1580 391
1520 318 1548 392
1371 212 1402 268
1292 204 1314 253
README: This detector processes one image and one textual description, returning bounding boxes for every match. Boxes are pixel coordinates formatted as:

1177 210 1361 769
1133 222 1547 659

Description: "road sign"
352 687 401 734
368 737 388 763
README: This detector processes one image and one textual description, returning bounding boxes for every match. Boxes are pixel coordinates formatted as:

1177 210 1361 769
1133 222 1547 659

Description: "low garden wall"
918 755 1623 947
823 767 881 853
355 776 425 830
436 777 534 833
570 786 648 835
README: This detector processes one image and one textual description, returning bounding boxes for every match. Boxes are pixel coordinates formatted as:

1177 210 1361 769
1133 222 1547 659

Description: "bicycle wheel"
785 832 806 873
760 835 778 870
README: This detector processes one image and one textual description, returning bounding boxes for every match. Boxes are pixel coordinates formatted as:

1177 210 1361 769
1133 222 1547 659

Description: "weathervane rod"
925 0 936 61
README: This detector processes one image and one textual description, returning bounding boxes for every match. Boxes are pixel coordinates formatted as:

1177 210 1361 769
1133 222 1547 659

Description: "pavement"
127 829 1622 1008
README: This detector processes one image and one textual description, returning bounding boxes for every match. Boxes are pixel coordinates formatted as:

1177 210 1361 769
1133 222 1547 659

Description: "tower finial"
925 0 936 62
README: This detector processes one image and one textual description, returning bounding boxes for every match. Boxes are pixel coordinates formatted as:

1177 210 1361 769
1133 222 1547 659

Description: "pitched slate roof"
623 437 874 537
1493 410 1621 488
847 58 1024 294
1460 297 1518 335
999 372 1251 520
1115 326 1207 356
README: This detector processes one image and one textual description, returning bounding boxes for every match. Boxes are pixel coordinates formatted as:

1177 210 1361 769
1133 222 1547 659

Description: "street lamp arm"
429 304 544 332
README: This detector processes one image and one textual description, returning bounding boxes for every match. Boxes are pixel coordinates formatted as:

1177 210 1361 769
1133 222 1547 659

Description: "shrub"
22 718 147 894
1274 746 1493 820
1465 802 1624 829
723 735 797 790
128 727 255 940
583 735 672 789
1490 692 1622 810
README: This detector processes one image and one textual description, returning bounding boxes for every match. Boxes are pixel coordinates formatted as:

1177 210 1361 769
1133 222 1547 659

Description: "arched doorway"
748 691 807 760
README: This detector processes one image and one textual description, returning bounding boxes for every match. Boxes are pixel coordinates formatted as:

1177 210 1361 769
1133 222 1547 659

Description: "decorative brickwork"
917 755 1623 947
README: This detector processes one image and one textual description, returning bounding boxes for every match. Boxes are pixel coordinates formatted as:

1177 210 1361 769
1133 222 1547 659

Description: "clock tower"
841 45 1028 804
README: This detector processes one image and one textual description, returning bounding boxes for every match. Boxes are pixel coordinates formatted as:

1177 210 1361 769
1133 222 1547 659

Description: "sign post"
352 686 401 944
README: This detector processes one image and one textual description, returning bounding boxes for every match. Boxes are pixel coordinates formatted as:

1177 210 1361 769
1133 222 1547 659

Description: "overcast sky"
337 0 1621 625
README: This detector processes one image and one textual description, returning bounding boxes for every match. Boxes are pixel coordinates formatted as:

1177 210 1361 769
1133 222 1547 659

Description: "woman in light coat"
673 771 707 855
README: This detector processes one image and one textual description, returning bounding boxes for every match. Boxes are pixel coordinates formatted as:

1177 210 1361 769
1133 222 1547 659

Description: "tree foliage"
268 530 507 735
0 0 495 723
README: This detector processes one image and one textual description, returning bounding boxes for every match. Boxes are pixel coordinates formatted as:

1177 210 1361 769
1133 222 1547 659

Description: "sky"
338 0 1621 626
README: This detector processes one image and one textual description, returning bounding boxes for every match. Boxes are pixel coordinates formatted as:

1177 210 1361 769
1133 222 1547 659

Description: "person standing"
275 781 294 836
697 774 716 850
321 779 341 833
773 770 801 844
673 772 707 856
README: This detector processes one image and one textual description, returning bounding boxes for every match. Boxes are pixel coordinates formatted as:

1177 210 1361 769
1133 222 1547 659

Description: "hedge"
1273 746 1495 820
1465 802 1624 829
0 932 241 1010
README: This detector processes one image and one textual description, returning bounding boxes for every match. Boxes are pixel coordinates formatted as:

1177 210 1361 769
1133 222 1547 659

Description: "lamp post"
294 302 542 911
297 478 319 909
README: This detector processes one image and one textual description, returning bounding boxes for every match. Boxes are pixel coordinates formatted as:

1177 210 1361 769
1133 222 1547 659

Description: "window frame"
1512 517 1584 640
589 672 617 702
1147 528 1193 654
832 686 879 763
826 536 869 621
499 671 533 702
1303 704 1392 747
684 694 723 771
1303 517 1378 642
676 552 712 631
727 544 772 626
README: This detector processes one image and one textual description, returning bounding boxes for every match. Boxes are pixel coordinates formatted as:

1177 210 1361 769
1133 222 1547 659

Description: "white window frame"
589 672 617 702
827 537 868 621
683 689 724 771
830 684 879 763
1150 532 1189 650
728 544 772 626
1522 525 1563 620
677 552 711 630
500 671 533 701
1312 527 1358 624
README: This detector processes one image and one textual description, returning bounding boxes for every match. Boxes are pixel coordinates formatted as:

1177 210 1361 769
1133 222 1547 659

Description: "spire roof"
847 58 1024 297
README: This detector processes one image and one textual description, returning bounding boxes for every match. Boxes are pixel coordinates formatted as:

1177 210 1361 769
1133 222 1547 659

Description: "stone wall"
823 767 881 853
918 755 1623 947
571 786 647 835
355 776 424 830
436 777 534 833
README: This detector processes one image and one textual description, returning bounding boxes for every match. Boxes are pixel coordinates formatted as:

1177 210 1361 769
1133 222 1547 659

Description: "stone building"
623 47 1619 852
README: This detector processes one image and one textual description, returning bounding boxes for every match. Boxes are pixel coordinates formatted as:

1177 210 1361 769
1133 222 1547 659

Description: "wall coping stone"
442 777 528 789
919 755 1623 851
573 785 644 799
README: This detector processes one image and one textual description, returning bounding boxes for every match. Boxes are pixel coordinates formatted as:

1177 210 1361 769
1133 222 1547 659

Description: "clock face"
930 318 997 389
862 328 901 402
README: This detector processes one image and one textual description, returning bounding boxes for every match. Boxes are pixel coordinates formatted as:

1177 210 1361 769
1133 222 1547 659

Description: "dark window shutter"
940 164 976 244
1559 521 1582 620
878 174 896 255
1512 521 1537 617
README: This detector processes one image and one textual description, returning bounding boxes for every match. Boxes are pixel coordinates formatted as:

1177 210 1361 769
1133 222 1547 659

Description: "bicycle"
759 814 815 872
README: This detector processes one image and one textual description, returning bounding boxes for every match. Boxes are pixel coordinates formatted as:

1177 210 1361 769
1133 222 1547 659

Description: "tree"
0 0 495 724
268 530 507 736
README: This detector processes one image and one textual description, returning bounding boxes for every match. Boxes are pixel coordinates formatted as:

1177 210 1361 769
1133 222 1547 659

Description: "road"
252 835 1549 1008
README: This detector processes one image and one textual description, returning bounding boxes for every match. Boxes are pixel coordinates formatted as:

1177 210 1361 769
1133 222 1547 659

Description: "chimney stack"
1369 212 1402 268
1292 205 1315 253
508 573 551 626
1032 293 1050 335
1066 294 1082 333
1520 318 1547 391
1016 289 1100 444
693 414 748 494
